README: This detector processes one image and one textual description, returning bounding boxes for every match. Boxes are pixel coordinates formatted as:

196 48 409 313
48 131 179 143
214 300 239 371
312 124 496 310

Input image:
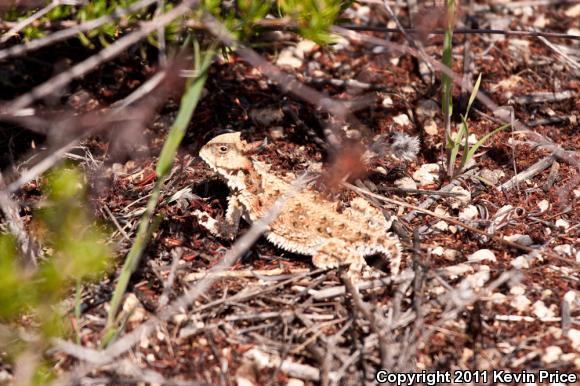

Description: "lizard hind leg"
311 240 371 281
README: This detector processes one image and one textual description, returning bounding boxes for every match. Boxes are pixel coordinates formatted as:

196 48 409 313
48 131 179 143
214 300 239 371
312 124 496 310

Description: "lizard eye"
218 145 228 153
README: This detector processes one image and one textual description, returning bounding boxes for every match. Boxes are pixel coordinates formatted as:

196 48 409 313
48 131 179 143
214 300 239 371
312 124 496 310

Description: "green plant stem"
103 48 214 341
443 0 456 177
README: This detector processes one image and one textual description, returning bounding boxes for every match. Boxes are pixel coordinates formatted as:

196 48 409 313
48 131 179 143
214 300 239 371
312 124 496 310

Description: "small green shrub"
447 73 509 177
0 165 112 382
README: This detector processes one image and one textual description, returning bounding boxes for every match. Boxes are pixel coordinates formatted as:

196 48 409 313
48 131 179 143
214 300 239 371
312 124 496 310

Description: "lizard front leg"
193 195 243 240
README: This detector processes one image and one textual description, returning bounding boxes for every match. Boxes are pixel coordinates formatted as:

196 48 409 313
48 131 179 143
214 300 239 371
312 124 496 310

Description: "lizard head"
199 132 254 177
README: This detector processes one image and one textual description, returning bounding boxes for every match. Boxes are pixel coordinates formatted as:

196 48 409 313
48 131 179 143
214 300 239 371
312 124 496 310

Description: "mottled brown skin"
195 132 402 276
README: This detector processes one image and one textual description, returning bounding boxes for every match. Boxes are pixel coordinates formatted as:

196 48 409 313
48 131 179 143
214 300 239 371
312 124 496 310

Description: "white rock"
532 300 555 319
567 329 580 351
433 220 448 231
563 290 577 305
510 285 527 296
394 177 417 190
330 35 349 50
554 244 572 256
389 56 400 65
355 5 370 21
459 205 479 220
555 218 570 230
442 263 473 278
372 46 387 54
568 28 580 37
565 3 580 18
468 249 496 262
537 199 549 212
489 293 507 304
491 75 524 92
511 255 529 269
504 234 534 246
533 14 547 28
172 313 188 324
412 163 440 186
450 186 471 209
467 133 478 146
542 346 562 364
433 206 449 231
276 49 303 68
247 348 271 369
393 113 411 126
510 294 531 311
424 119 438 136
294 40 318 59
381 95 393 108
431 246 444 256
444 249 459 261
466 269 490 288
236 377 255 386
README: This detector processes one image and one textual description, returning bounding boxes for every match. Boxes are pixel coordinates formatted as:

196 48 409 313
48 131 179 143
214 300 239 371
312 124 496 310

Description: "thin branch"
0 0 158 61
497 156 555 191
0 172 37 265
1 0 66 43
340 24 580 41
2 0 198 114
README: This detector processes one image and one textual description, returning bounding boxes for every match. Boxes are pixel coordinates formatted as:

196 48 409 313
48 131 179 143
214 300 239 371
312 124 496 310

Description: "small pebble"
537 199 549 212
412 163 440 186
511 255 529 269
381 95 393 108
468 249 496 262
394 177 417 190
423 119 438 136
504 234 534 246
393 113 411 126
510 294 531 312
555 219 570 230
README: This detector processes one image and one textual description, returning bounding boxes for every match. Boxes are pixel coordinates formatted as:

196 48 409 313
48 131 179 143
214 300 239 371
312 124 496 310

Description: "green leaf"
449 121 466 169
465 72 482 117
106 47 215 336
463 124 510 167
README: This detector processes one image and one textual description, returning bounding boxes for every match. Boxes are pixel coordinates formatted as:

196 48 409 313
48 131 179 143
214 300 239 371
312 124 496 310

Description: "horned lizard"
194 132 402 277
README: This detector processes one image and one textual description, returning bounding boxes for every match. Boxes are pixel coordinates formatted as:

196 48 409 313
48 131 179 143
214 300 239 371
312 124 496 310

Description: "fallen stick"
310 270 415 300
498 156 554 191
184 267 311 281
